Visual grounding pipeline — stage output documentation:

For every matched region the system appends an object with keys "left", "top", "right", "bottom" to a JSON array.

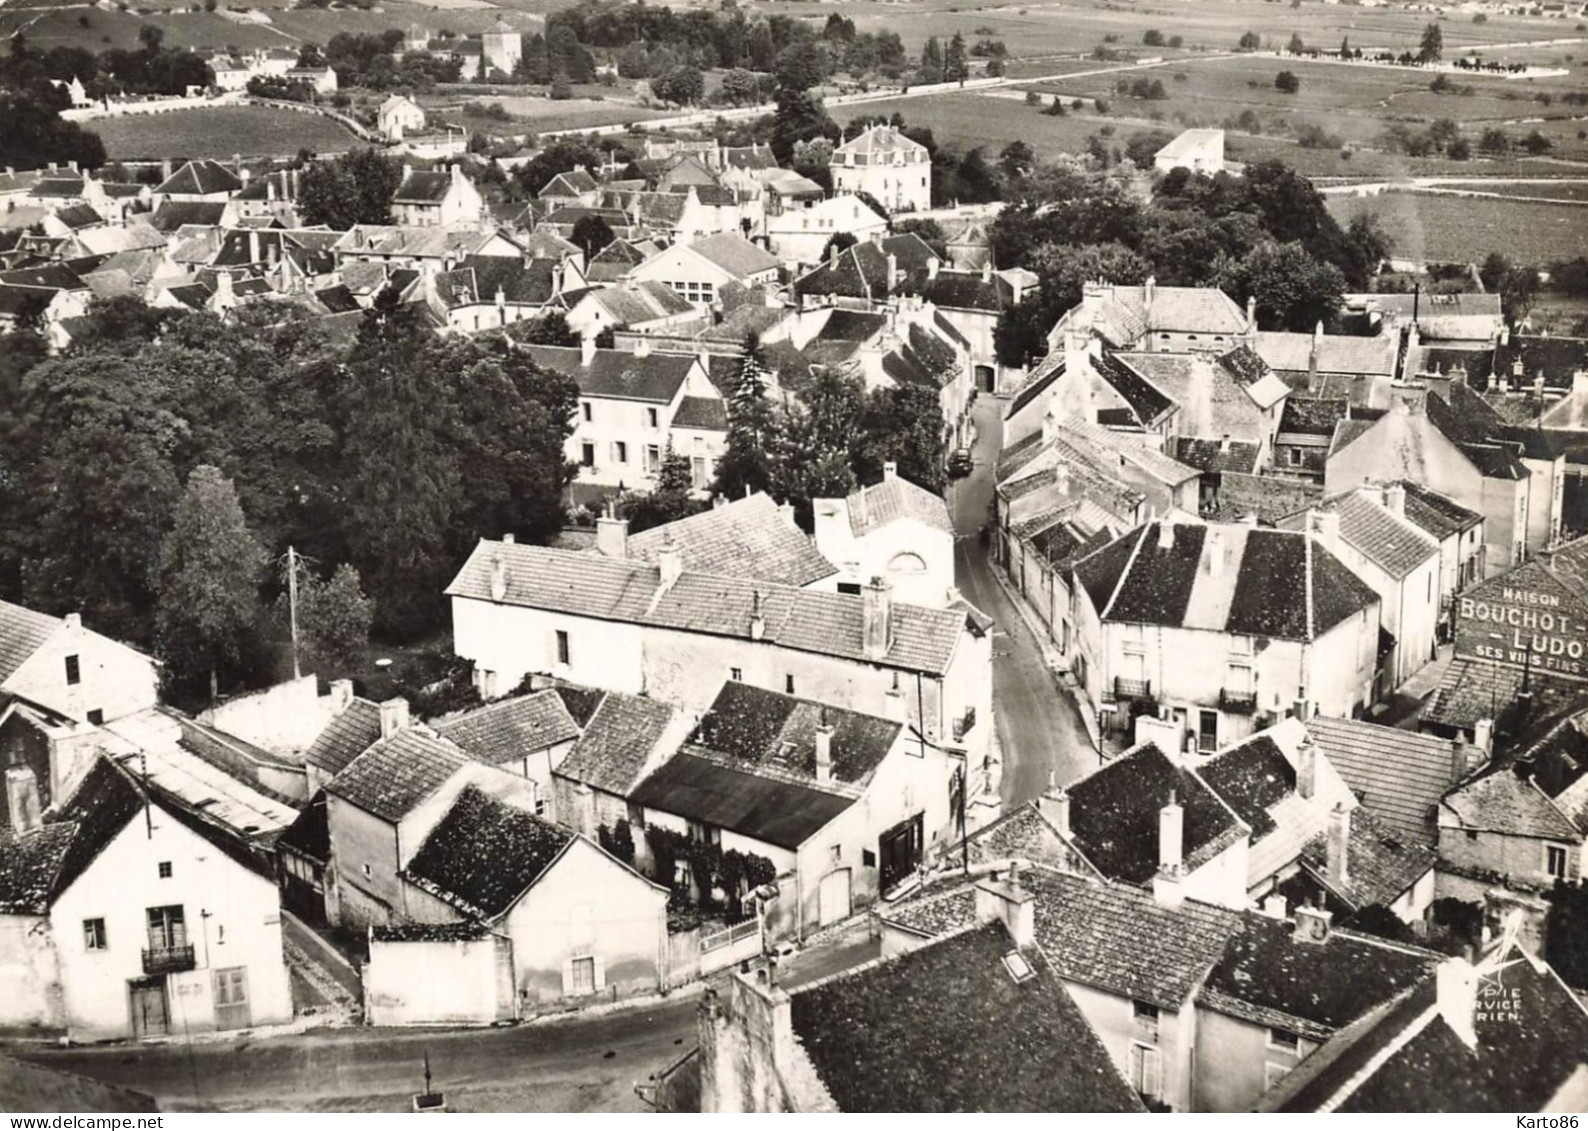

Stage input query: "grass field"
[
  {"left": 1432, "top": 181, "right": 1588, "bottom": 202},
  {"left": 1327, "top": 192, "right": 1586, "bottom": 266},
  {"left": 92, "top": 105, "right": 357, "bottom": 159}
]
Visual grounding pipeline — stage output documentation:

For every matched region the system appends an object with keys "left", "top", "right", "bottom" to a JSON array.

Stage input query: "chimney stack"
[
  {"left": 974, "top": 865, "right": 1035, "bottom": 948},
  {"left": 1262, "top": 892, "right": 1288, "bottom": 920},
  {"left": 927, "top": 255, "right": 939, "bottom": 280},
  {"left": 1294, "top": 902, "right": 1333, "bottom": 943},
  {"left": 1038, "top": 774, "right": 1071, "bottom": 837},
  {"left": 1144, "top": 274, "right": 1156, "bottom": 310},
  {"left": 1157, "top": 518, "right": 1175, "bottom": 551},
  {"left": 1384, "top": 483, "right": 1406, "bottom": 517},
  {"left": 4, "top": 767, "right": 42, "bottom": 835},
  {"left": 750, "top": 589, "right": 765, "bottom": 641},
  {"left": 883, "top": 460, "right": 897, "bottom": 481},
  {"left": 814, "top": 723, "right": 833, "bottom": 782},
  {"left": 1474, "top": 717, "right": 1494, "bottom": 755},
  {"left": 1327, "top": 803, "right": 1351, "bottom": 886},
  {"left": 595, "top": 515, "right": 629, "bottom": 559},
  {"left": 1159, "top": 791, "right": 1184, "bottom": 873},
  {"left": 658, "top": 537, "right": 683, "bottom": 591},
  {"left": 1311, "top": 509, "right": 1340, "bottom": 554},
  {"left": 64, "top": 613, "right": 81, "bottom": 631},
  {"left": 886, "top": 252, "right": 898, "bottom": 293},
  {"left": 634, "top": 336, "right": 652, "bottom": 358},
  {"left": 1435, "top": 956, "right": 1480, "bottom": 1050},
  {"left": 862, "top": 576, "right": 893, "bottom": 661},
  {"left": 1451, "top": 731, "right": 1471, "bottom": 782},
  {"left": 378, "top": 697, "right": 410, "bottom": 740},
  {"left": 1297, "top": 736, "right": 1317, "bottom": 800},
  {"left": 1207, "top": 528, "right": 1224, "bottom": 577},
  {"left": 329, "top": 679, "right": 354, "bottom": 714},
  {"left": 1246, "top": 294, "right": 1257, "bottom": 328}
]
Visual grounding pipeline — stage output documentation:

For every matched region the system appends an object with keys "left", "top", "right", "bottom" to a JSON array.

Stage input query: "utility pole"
[{"left": 287, "top": 545, "right": 302, "bottom": 680}]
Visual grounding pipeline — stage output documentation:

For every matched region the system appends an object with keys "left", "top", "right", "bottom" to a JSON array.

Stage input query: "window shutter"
[
  {"left": 592, "top": 954, "right": 606, "bottom": 992},
  {"left": 561, "top": 957, "right": 576, "bottom": 997},
  {"left": 1141, "top": 1047, "right": 1162, "bottom": 1098}
]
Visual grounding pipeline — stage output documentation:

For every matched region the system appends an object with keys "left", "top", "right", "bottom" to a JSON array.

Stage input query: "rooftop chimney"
[
  {"left": 862, "top": 575, "right": 893, "bottom": 661},
  {"left": 1327, "top": 803, "right": 1351, "bottom": 886},
  {"left": 1435, "top": 956, "right": 1480, "bottom": 1050},
  {"left": 595, "top": 515, "right": 629, "bottom": 559},
  {"left": 1474, "top": 717, "right": 1494, "bottom": 755},
  {"left": 882, "top": 460, "right": 897, "bottom": 481},
  {"left": 1144, "top": 275, "right": 1156, "bottom": 310},
  {"left": 1262, "top": 892, "right": 1288, "bottom": 920},
  {"left": 64, "top": 613, "right": 81, "bottom": 631},
  {"left": 814, "top": 723, "right": 833, "bottom": 782},
  {"left": 379, "top": 697, "right": 410, "bottom": 740},
  {"left": 329, "top": 679, "right": 354, "bottom": 714},
  {"left": 980, "top": 259, "right": 991, "bottom": 284},
  {"left": 581, "top": 335, "right": 598, "bottom": 366},
  {"left": 927, "top": 255, "right": 939, "bottom": 280},
  {"left": 1384, "top": 483, "right": 1406, "bottom": 517},
  {"left": 886, "top": 252, "right": 898, "bottom": 293},
  {"left": 1294, "top": 902, "right": 1333, "bottom": 944},
  {"left": 1451, "top": 731, "right": 1472, "bottom": 782},
  {"left": 1297, "top": 736, "right": 1317, "bottom": 800},
  {"left": 974, "top": 864, "right": 1035, "bottom": 948},
  {"left": 1038, "top": 774, "right": 1071, "bottom": 837},
  {"left": 1159, "top": 791, "right": 1184, "bottom": 873},
  {"left": 658, "top": 537, "right": 683, "bottom": 591},
  {"left": 4, "top": 766, "right": 42, "bottom": 835},
  {"left": 1055, "top": 462, "right": 1071, "bottom": 498},
  {"left": 1157, "top": 518, "right": 1175, "bottom": 551},
  {"left": 750, "top": 589, "right": 765, "bottom": 641},
  {"left": 634, "top": 335, "right": 652, "bottom": 358},
  {"left": 490, "top": 549, "right": 508, "bottom": 602},
  {"left": 1246, "top": 294, "right": 1257, "bottom": 328},
  {"left": 1207, "top": 527, "right": 1225, "bottom": 577}
]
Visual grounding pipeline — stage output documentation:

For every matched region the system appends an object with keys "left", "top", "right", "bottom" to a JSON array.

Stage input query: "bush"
[
  {"left": 1025, "top": 90, "right": 1042, "bottom": 105},
  {"left": 1143, "top": 29, "right": 1165, "bottom": 47},
  {"left": 1274, "top": 70, "right": 1300, "bottom": 93},
  {"left": 1168, "top": 35, "right": 1183, "bottom": 48},
  {"left": 1093, "top": 97, "right": 1109, "bottom": 113}
]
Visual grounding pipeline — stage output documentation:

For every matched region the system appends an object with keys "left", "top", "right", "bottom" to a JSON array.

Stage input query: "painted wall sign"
[{"left": 1456, "top": 585, "right": 1588, "bottom": 681}]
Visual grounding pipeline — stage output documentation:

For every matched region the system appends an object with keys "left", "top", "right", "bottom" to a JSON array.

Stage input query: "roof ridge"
[{"left": 1099, "top": 524, "right": 1151, "bottom": 622}]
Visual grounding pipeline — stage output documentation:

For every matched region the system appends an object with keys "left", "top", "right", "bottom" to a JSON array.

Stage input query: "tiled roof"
[
  {"left": 551, "top": 683, "right": 607, "bottom": 727},
  {"left": 922, "top": 270, "right": 1003, "bottom": 313},
  {"left": 52, "top": 203, "right": 101, "bottom": 230},
  {"left": 672, "top": 394, "right": 727, "bottom": 431},
  {"left": 1200, "top": 914, "right": 1437, "bottom": 1040},
  {"left": 434, "top": 690, "right": 580, "bottom": 765},
  {"left": 687, "top": 679, "right": 901, "bottom": 786},
  {"left": 446, "top": 540, "right": 965, "bottom": 676},
  {"left": 846, "top": 472, "right": 953, "bottom": 538},
  {"left": 1257, "top": 330, "right": 1398, "bottom": 378},
  {"left": 0, "top": 758, "right": 146, "bottom": 914},
  {"left": 149, "top": 201, "right": 226, "bottom": 232},
  {"left": 520, "top": 344, "right": 695, "bottom": 403},
  {"left": 1028, "top": 867, "right": 1244, "bottom": 1008},
  {"left": 1091, "top": 352, "right": 1176, "bottom": 427},
  {"left": 833, "top": 125, "right": 928, "bottom": 159},
  {"left": 371, "top": 921, "right": 492, "bottom": 943},
  {"left": 687, "top": 233, "right": 778, "bottom": 279},
  {"left": 1209, "top": 472, "right": 1322, "bottom": 525},
  {"left": 393, "top": 170, "right": 454, "bottom": 204},
  {"left": 540, "top": 169, "right": 598, "bottom": 197},
  {"left": 303, "top": 698, "right": 383, "bottom": 777},
  {"left": 401, "top": 786, "right": 573, "bottom": 919},
  {"left": 0, "top": 600, "right": 60, "bottom": 685},
  {"left": 1280, "top": 396, "right": 1349, "bottom": 436},
  {"left": 1174, "top": 437, "right": 1259, "bottom": 475},
  {"left": 554, "top": 690, "right": 674, "bottom": 796},
  {"left": 277, "top": 790, "right": 329, "bottom": 863},
  {"left": 1422, "top": 657, "right": 1588, "bottom": 736},
  {"left": 815, "top": 308, "right": 886, "bottom": 343},
  {"left": 1399, "top": 480, "right": 1482, "bottom": 540},
  {"left": 626, "top": 493, "right": 835, "bottom": 588},
  {"left": 1310, "top": 490, "right": 1438, "bottom": 580},
  {"left": 959, "top": 801, "right": 1102, "bottom": 877},
  {"left": 1267, "top": 941, "right": 1588, "bottom": 1113},
  {"left": 1305, "top": 716, "right": 1467, "bottom": 847},
  {"left": 1441, "top": 766, "right": 1581, "bottom": 840},
  {"left": 155, "top": 160, "right": 243, "bottom": 197},
  {"left": 326, "top": 728, "right": 468, "bottom": 823},
  {"left": 790, "top": 921, "right": 1145, "bottom": 1113},
  {"left": 630, "top": 750, "right": 853, "bottom": 849},
  {"left": 1299, "top": 807, "right": 1436, "bottom": 910},
  {"left": 1068, "top": 742, "right": 1247, "bottom": 885}
]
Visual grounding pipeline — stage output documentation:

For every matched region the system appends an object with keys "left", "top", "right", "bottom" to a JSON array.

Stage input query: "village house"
[
  {"left": 538, "top": 169, "right": 601, "bottom": 207},
  {"left": 0, "top": 601, "right": 160, "bottom": 726},
  {"left": 520, "top": 341, "right": 726, "bottom": 495},
  {"left": 482, "top": 19, "right": 522, "bottom": 77},
  {"left": 426, "top": 255, "right": 572, "bottom": 332},
  {"left": 433, "top": 686, "right": 585, "bottom": 813},
  {"left": 1256, "top": 322, "right": 1400, "bottom": 410},
  {"left": 364, "top": 783, "right": 668, "bottom": 1022},
  {"left": 331, "top": 225, "right": 522, "bottom": 273},
  {"left": 1154, "top": 129, "right": 1225, "bottom": 176},
  {"left": 829, "top": 125, "right": 931, "bottom": 214},
  {"left": 603, "top": 492, "right": 837, "bottom": 591},
  {"left": 632, "top": 679, "right": 959, "bottom": 940},
  {"left": 763, "top": 194, "right": 888, "bottom": 268},
  {"left": 922, "top": 261, "right": 1037, "bottom": 394},
  {"left": 0, "top": 757, "right": 293, "bottom": 1041},
  {"left": 1046, "top": 280, "right": 1253, "bottom": 357},
  {"left": 377, "top": 94, "right": 427, "bottom": 142},
  {"left": 444, "top": 538, "right": 995, "bottom": 778},
  {"left": 563, "top": 280, "right": 703, "bottom": 342},
  {"left": 390, "top": 164, "right": 486, "bottom": 230},
  {"left": 1071, "top": 518, "right": 1382, "bottom": 754},
  {"left": 812, "top": 463, "right": 955, "bottom": 607},
  {"left": 1261, "top": 936, "right": 1588, "bottom": 1113},
  {"left": 628, "top": 233, "right": 780, "bottom": 310},
  {"left": 1272, "top": 397, "right": 1349, "bottom": 483},
  {"left": 550, "top": 687, "right": 683, "bottom": 841},
  {"left": 1280, "top": 486, "right": 1442, "bottom": 694},
  {"left": 151, "top": 160, "right": 244, "bottom": 205}
]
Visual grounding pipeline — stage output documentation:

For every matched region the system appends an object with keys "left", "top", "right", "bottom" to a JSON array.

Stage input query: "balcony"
[
  {"left": 1113, "top": 677, "right": 1154, "bottom": 703},
  {"left": 1220, "top": 688, "right": 1259, "bottom": 715},
  {"left": 142, "top": 944, "right": 195, "bottom": 975}
]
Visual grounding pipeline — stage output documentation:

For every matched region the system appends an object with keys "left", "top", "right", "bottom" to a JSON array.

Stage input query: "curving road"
[{"left": 950, "top": 397, "right": 1102, "bottom": 809}]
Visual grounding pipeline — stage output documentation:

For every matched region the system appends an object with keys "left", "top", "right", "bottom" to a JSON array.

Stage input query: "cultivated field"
[
  {"left": 91, "top": 104, "right": 357, "bottom": 159},
  {"left": 1327, "top": 192, "right": 1586, "bottom": 266}
]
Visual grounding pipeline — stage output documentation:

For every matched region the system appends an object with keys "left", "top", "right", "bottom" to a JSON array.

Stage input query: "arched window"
[{"left": 888, "top": 552, "right": 928, "bottom": 575}]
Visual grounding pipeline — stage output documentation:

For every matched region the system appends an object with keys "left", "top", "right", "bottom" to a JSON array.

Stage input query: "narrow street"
[{"left": 951, "top": 398, "right": 1102, "bottom": 808}]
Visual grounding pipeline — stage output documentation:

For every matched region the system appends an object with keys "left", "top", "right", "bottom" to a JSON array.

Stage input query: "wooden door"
[
  {"left": 818, "top": 869, "right": 851, "bottom": 928},
  {"left": 129, "top": 979, "right": 169, "bottom": 1038},
  {"left": 879, "top": 813, "right": 924, "bottom": 892},
  {"left": 213, "top": 967, "right": 250, "bottom": 1031}
]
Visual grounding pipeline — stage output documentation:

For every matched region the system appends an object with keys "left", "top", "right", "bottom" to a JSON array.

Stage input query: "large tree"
[
  {"left": 944, "top": 32, "right": 968, "bottom": 83},
  {"left": 156, "top": 465, "right": 266, "bottom": 701},
  {"left": 713, "top": 333, "right": 780, "bottom": 500},
  {"left": 1214, "top": 240, "right": 1346, "bottom": 332},
  {"left": 298, "top": 148, "right": 403, "bottom": 230},
  {"left": 288, "top": 561, "right": 374, "bottom": 679},
  {"left": 853, "top": 382, "right": 946, "bottom": 492},
  {"left": 1417, "top": 21, "right": 1443, "bottom": 63},
  {"left": 919, "top": 36, "right": 944, "bottom": 84}
]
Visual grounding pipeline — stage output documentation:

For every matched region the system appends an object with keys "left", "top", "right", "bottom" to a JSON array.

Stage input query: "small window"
[
  {"left": 626, "top": 802, "right": 646, "bottom": 829},
  {"left": 86, "top": 709, "right": 103, "bottom": 725},
  {"left": 158, "top": 861, "right": 172, "bottom": 879},
  {"left": 837, "top": 582, "right": 862, "bottom": 596},
  {"left": 362, "top": 863, "right": 372, "bottom": 878},
  {"left": 1268, "top": 1027, "right": 1300, "bottom": 1053},
  {"left": 730, "top": 667, "right": 743, "bottom": 681},
  {"left": 65, "top": 654, "right": 81, "bottom": 686},
  {"left": 862, "top": 848, "right": 876, "bottom": 868},
  {"left": 1001, "top": 951, "right": 1035, "bottom": 983},
  {"left": 1288, "top": 447, "right": 1303, "bottom": 467},
  {"left": 785, "top": 674, "right": 795, "bottom": 694},
  {"left": 1133, "top": 1000, "right": 1160, "bottom": 1022},
  {"left": 83, "top": 918, "right": 106, "bottom": 951},
  {"left": 580, "top": 442, "right": 596, "bottom": 468},
  {"left": 556, "top": 630, "right": 570, "bottom": 667},
  {"left": 646, "top": 444, "right": 661, "bottom": 474},
  {"left": 581, "top": 402, "right": 592, "bottom": 422},
  {"left": 570, "top": 955, "right": 596, "bottom": 995},
  {"left": 1546, "top": 844, "right": 1569, "bottom": 879},
  {"left": 614, "top": 441, "right": 628, "bottom": 464},
  {"left": 1466, "top": 829, "right": 1479, "bottom": 842},
  {"left": 647, "top": 407, "right": 659, "bottom": 428}
]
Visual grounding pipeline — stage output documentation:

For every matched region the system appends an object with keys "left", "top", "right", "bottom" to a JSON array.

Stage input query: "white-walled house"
[
  {"left": 390, "top": 165, "right": 486, "bottom": 230},
  {"left": 627, "top": 233, "right": 780, "bottom": 310},
  {"left": 764, "top": 194, "right": 887, "bottom": 267},
  {"left": 1071, "top": 519, "right": 1382, "bottom": 754},
  {"left": 445, "top": 539, "right": 995, "bottom": 778},
  {"left": 377, "top": 94, "right": 427, "bottom": 141},
  {"left": 830, "top": 125, "right": 931, "bottom": 214},
  {"left": 0, "top": 601, "right": 160, "bottom": 726},
  {"left": 0, "top": 757, "right": 292, "bottom": 1041},
  {"left": 630, "top": 680, "right": 957, "bottom": 941},
  {"left": 812, "top": 463, "right": 956, "bottom": 607}
]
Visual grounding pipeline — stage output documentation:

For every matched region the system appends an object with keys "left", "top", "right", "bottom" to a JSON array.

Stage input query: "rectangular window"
[
  {"left": 146, "top": 905, "right": 186, "bottom": 950},
  {"left": 1133, "top": 1000, "right": 1160, "bottom": 1022},
  {"left": 626, "top": 802, "right": 646, "bottom": 829},
  {"left": 581, "top": 402, "right": 592, "bottom": 422},
  {"left": 580, "top": 442, "right": 595, "bottom": 468},
  {"left": 1546, "top": 844, "right": 1569, "bottom": 879},
  {"left": 1288, "top": 447, "right": 1303, "bottom": 467},
  {"left": 614, "top": 441, "right": 628, "bottom": 464},
  {"left": 785, "top": 674, "right": 795, "bottom": 694},
  {"left": 730, "top": 667, "right": 743, "bottom": 681},
  {"left": 1130, "top": 1044, "right": 1162, "bottom": 1099},
  {"left": 1268, "top": 1027, "right": 1300, "bottom": 1053},
  {"left": 213, "top": 967, "right": 250, "bottom": 1030},
  {"left": 647, "top": 407, "right": 659, "bottom": 429},
  {"left": 556, "top": 630, "right": 570, "bottom": 667},
  {"left": 83, "top": 918, "right": 106, "bottom": 951},
  {"left": 838, "top": 582, "right": 862, "bottom": 596},
  {"left": 86, "top": 709, "right": 103, "bottom": 725},
  {"left": 646, "top": 444, "right": 662, "bottom": 474},
  {"left": 158, "top": 861, "right": 172, "bottom": 879},
  {"left": 65, "top": 655, "right": 81, "bottom": 685},
  {"left": 570, "top": 956, "right": 596, "bottom": 995},
  {"left": 691, "top": 457, "right": 707, "bottom": 489}
]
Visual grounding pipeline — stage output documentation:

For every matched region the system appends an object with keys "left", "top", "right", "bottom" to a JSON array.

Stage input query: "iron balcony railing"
[
  {"left": 142, "top": 944, "right": 195, "bottom": 975},
  {"left": 1220, "top": 688, "right": 1259, "bottom": 714},
  {"left": 1114, "top": 677, "right": 1154, "bottom": 702}
]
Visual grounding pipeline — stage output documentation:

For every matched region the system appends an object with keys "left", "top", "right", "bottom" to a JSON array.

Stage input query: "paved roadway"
[{"left": 951, "top": 398, "right": 1102, "bottom": 808}]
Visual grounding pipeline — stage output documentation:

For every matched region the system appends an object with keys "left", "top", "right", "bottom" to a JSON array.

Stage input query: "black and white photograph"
[{"left": 0, "top": 0, "right": 1585, "bottom": 1112}]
